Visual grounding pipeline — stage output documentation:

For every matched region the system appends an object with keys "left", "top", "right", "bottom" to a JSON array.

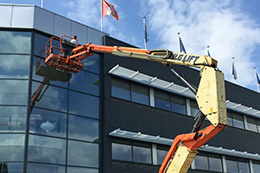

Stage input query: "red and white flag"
[{"left": 102, "top": 0, "right": 119, "bottom": 20}]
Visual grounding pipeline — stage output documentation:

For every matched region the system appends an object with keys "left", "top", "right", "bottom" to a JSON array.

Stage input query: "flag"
[
  {"left": 178, "top": 33, "right": 186, "bottom": 53},
  {"left": 256, "top": 70, "right": 260, "bottom": 85},
  {"left": 207, "top": 46, "right": 211, "bottom": 57},
  {"left": 102, "top": 0, "right": 119, "bottom": 20},
  {"left": 232, "top": 57, "right": 237, "bottom": 80}
]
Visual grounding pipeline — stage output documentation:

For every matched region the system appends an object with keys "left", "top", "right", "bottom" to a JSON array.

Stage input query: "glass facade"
[{"left": 0, "top": 30, "right": 100, "bottom": 172}]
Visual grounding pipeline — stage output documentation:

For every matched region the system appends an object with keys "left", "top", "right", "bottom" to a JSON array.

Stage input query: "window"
[
  {"left": 69, "top": 91, "right": 99, "bottom": 119},
  {"left": 32, "top": 57, "right": 69, "bottom": 88},
  {"left": 232, "top": 112, "right": 244, "bottom": 129},
  {"left": 0, "top": 55, "right": 30, "bottom": 79},
  {"left": 111, "top": 79, "right": 130, "bottom": 100},
  {"left": 157, "top": 149, "right": 168, "bottom": 165},
  {"left": 0, "top": 106, "right": 26, "bottom": 132},
  {"left": 227, "top": 111, "right": 233, "bottom": 126},
  {"left": 31, "top": 82, "right": 68, "bottom": 112},
  {"left": 83, "top": 54, "right": 99, "bottom": 74},
  {"left": 67, "top": 167, "right": 99, "bottom": 173},
  {"left": 131, "top": 83, "right": 149, "bottom": 105},
  {"left": 70, "top": 71, "right": 99, "bottom": 96},
  {"left": 258, "top": 120, "right": 260, "bottom": 133},
  {"left": 28, "top": 135, "right": 66, "bottom": 164},
  {"left": 112, "top": 143, "right": 132, "bottom": 162},
  {"left": 0, "top": 31, "right": 31, "bottom": 53},
  {"left": 30, "top": 108, "right": 67, "bottom": 138},
  {"left": 154, "top": 90, "right": 170, "bottom": 111},
  {"left": 0, "top": 134, "right": 24, "bottom": 161},
  {"left": 208, "top": 155, "right": 222, "bottom": 172},
  {"left": 68, "top": 140, "right": 99, "bottom": 167},
  {"left": 0, "top": 80, "right": 28, "bottom": 105},
  {"left": 194, "top": 155, "right": 209, "bottom": 170},
  {"left": 27, "top": 163, "right": 65, "bottom": 173},
  {"left": 0, "top": 163, "right": 23, "bottom": 173},
  {"left": 190, "top": 100, "right": 199, "bottom": 117},
  {"left": 226, "top": 157, "right": 250, "bottom": 173},
  {"left": 69, "top": 115, "right": 99, "bottom": 142},
  {"left": 253, "top": 161, "right": 260, "bottom": 172},
  {"left": 133, "top": 146, "right": 152, "bottom": 164},
  {"left": 171, "top": 95, "right": 186, "bottom": 114},
  {"left": 247, "top": 116, "right": 258, "bottom": 132}
]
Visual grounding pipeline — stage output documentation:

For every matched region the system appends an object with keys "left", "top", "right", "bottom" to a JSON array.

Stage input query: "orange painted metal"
[{"left": 159, "top": 124, "right": 226, "bottom": 173}]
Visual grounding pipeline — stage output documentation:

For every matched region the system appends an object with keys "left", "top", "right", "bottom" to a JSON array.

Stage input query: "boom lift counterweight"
[{"left": 44, "top": 35, "right": 227, "bottom": 173}]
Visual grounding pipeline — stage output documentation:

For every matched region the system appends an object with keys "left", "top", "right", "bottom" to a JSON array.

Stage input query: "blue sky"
[{"left": 1, "top": 0, "right": 260, "bottom": 92}]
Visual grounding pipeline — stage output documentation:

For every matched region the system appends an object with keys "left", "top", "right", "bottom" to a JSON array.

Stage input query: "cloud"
[{"left": 141, "top": 0, "right": 260, "bottom": 88}]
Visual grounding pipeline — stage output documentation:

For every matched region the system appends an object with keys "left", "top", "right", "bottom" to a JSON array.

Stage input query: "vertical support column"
[
  {"left": 186, "top": 98, "right": 191, "bottom": 116},
  {"left": 244, "top": 115, "right": 248, "bottom": 130},
  {"left": 249, "top": 160, "right": 254, "bottom": 173},
  {"left": 150, "top": 88, "right": 155, "bottom": 107},
  {"left": 222, "top": 155, "right": 227, "bottom": 173},
  {"left": 152, "top": 144, "right": 157, "bottom": 165}
]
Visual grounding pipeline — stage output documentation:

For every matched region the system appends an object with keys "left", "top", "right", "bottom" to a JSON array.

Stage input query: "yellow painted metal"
[
  {"left": 112, "top": 49, "right": 218, "bottom": 68},
  {"left": 196, "top": 67, "right": 227, "bottom": 126},
  {"left": 164, "top": 143, "right": 197, "bottom": 173}
]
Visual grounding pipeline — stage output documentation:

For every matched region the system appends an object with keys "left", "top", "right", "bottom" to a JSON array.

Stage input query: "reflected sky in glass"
[
  {"left": 0, "top": 106, "right": 26, "bottom": 132},
  {"left": 0, "top": 31, "right": 31, "bottom": 53},
  {"left": 0, "top": 134, "right": 24, "bottom": 161},
  {"left": 0, "top": 80, "right": 28, "bottom": 105},
  {"left": 69, "top": 115, "right": 99, "bottom": 142},
  {"left": 30, "top": 108, "right": 67, "bottom": 138},
  {"left": 68, "top": 140, "right": 98, "bottom": 167},
  {"left": 28, "top": 135, "right": 66, "bottom": 164},
  {"left": 0, "top": 55, "right": 30, "bottom": 79}
]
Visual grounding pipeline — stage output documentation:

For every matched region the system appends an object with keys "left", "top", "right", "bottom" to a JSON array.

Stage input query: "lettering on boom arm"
[{"left": 170, "top": 53, "right": 200, "bottom": 64}]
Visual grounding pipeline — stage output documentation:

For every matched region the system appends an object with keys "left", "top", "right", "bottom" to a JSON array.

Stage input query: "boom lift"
[{"left": 44, "top": 35, "right": 227, "bottom": 173}]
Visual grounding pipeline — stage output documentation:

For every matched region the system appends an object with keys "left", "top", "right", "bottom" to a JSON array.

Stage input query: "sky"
[{"left": 1, "top": 0, "right": 260, "bottom": 92}]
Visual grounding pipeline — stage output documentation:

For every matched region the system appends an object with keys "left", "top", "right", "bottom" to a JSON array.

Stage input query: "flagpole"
[
  {"left": 101, "top": 0, "right": 103, "bottom": 31},
  {"left": 143, "top": 16, "right": 147, "bottom": 49},
  {"left": 255, "top": 67, "right": 260, "bottom": 93},
  {"left": 41, "top": 0, "right": 43, "bottom": 8},
  {"left": 232, "top": 57, "right": 238, "bottom": 83}
]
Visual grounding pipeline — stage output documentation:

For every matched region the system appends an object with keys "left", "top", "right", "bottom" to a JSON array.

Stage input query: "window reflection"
[
  {"left": 190, "top": 100, "right": 199, "bottom": 117},
  {"left": 133, "top": 146, "right": 152, "bottom": 164},
  {"left": 28, "top": 135, "right": 66, "bottom": 164},
  {"left": 0, "top": 55, "right": 30, "bottom": 78},
  {"left": 0, "top": 134, "right": 24, "bottom": 161},
  {"left": 70, "top": 71, "right": 99, "bottom": 95},
  {"left": 83, "top": 54, "right": 99, "bottom": 74},
  {"left": 233, "top": 112, "right": 244, "bottom": 129},
  {"left": 226, "top": 159, "right": 239, "bottom": 173},
  {"left": 253, "top": 161, "right": 260, "bottom": 172},
  {"left": 208, "top": 156, "right": 222, "bottom": 172},
  {"left": 32, "top": 57, "right": 70, "bottom": 88},
  {"left": 111, "top": 79, "right": 130, "bottom": 100},
  {"left": 157, "top": 149, "right": 168, "bottom": 165},
  {"left": 30, "top": 108, "right": 67, "bottom": 138},
  {"left": 0, "top": 80, "right": 28, "bottom": 105},
  {"left": 34, "top": 33, "right": 59, "bottom": 57},
  {"left": 31, "top": 82, "right": 68, "bottom": 112},
  {"left": 0, "top": 106, "right": 26, "bottom": 132},
  {"left": 0, "top": 31, "right": 31, "bottom": 53},
  {"left": 247, "top": 116, "right": 258, "bottom": 132},
  {"left": 171, "top": 95, "right": 186, "bottom": 114},
  {"left": 69, "top": 115, "right": 99, "bottom": 142},
  {"left": 27, "top": 163, "right": 65, "bottom": 173},
  {"left": 227, "top": 111, "right": 233, "bottom": 126},
  {"left": 69, "top": 91, "right": 99, "bottom": 118},
  {"left": 131, "top": 83, "right": 149, "bottom": 105},
  {"left": 112, "top": 143, "right": 132, "bottom": 162},
  {"left": 154, "top": 90, "right": 170, "bottom": 111},
  {"left": 68, "top": 140, "right": 99, "bottom": 167},
  {"left": 238, "top": 161, "right": 250, "bottom": 173},
  {"left": 0, "top": 162, "right": 23, "bottom": 173},
  {"left": 67, "top": 167, "right": 99, "bottom": 173},
  {"left": 194, "top": 155, "right": 209, "bottom": 170}
]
